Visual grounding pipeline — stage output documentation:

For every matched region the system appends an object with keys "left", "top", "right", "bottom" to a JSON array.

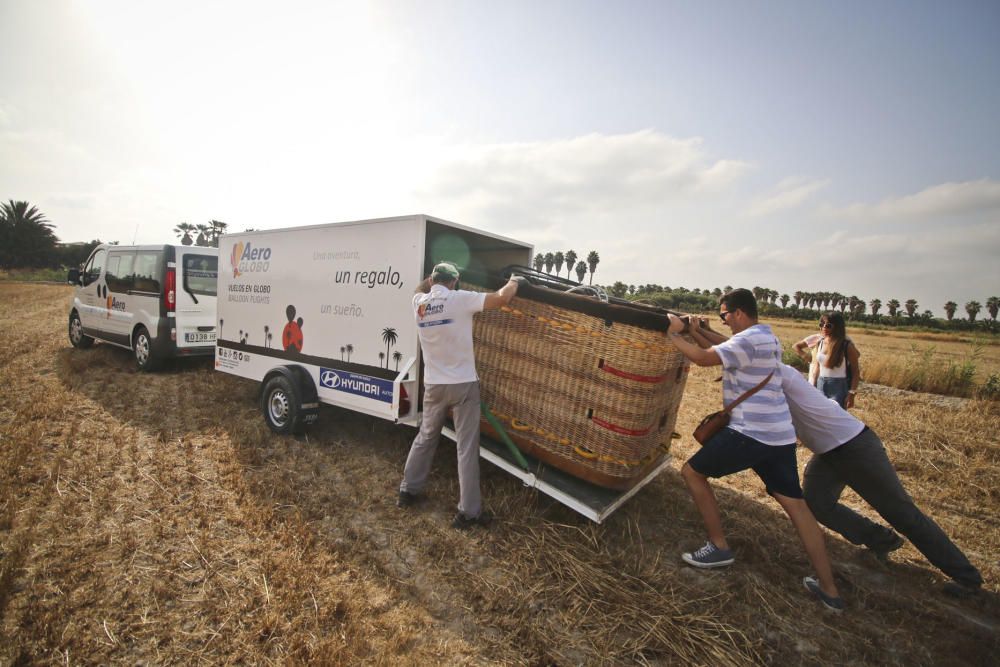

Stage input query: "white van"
[{"left": 67, "top": 244, "right": 219, "bottom": 371}]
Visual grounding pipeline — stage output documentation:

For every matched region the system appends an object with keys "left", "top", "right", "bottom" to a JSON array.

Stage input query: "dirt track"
[{"left": 1, "top": 283, "right": 998, "bottom": 665}]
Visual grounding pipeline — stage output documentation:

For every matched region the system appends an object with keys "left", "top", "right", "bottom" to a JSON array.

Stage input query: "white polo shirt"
[
  {"left": 779, "top": 364, "right": 865, "bottom": 454},
  {"left": 413, "top": 284, "right": 486, "bottom": 385}
]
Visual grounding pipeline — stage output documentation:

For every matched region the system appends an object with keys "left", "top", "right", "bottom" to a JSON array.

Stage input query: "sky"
[{"left": 2, "top": 0, "right": 998, "bottom": 315}]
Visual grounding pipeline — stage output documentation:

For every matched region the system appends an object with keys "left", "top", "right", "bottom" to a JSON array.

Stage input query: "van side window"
[
  {"left": 183, "top": 255, "right": 218, "bottom": 296},
  {"left": 82, "top": 249, "right": 107, "bottom": 286},
  {"left": 133, "top": 252, "right": 162, "bottom": 293},
  {"left": 106, "top": 252, "right": 135, "bottom": 293}
]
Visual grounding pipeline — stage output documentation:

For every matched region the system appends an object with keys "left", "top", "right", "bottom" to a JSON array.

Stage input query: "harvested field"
[{"left": 1, "top": 282, "right": 998, "bottom": 665}]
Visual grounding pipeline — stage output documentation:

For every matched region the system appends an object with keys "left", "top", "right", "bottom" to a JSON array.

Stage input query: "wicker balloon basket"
[{"left": 469, "top": 274, "right": 690, "bottom": 490}]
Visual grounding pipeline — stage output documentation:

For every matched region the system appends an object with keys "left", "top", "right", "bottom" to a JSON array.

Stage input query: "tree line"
[
  {"left": 172, "top": 221, "right": 229, "bottom": 247},
  {"left": 0, "top": 200, "right": 234, "bottom": 272},
  {"left": 0, "top": 200, "right": 102, "bottom": 270},
  {"left": 531, "top": 250, "right": 601, "bottom": 285},
  {"left": 601, "top": 282, "right": 999, "bottom": 332},
  {"left": 3, "top": 199, "right": 995, "bottom": 332}
]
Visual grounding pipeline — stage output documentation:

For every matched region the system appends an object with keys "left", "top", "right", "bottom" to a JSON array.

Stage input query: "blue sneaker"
[
  {"left": 803, "top": 576, "right": 846, "bottom": 613},
  {"left": 681, "top": 541, "right": 735, "bottom": 569}
]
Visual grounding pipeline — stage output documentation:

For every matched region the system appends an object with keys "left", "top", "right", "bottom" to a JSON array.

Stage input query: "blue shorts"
[
  {"left": 817, "top": 376, "right": 849, "bottom": 408},
  {"left": 688, "top": 427, "right": 803, "bottom": 498}
]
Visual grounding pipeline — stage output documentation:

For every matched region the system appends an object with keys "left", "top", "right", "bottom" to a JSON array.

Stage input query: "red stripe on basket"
[
  {"left": 591, "top": 416, "right": 653, "bottom": 437},
  {"left": 600, "top": 363, "right": 668, "bottom": 383}
]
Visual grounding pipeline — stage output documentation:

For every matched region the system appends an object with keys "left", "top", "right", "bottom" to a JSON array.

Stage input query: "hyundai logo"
[{"left": 320, "top": 370, "right": 340, "bottom": 388}]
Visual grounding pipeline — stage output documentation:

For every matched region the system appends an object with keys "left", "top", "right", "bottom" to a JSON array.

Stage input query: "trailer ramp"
[{"left": 442, "top": 426, "right": 671, "bottom": 523}]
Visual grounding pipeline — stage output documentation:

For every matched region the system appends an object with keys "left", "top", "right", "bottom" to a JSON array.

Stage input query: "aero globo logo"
[
  {"left": 230, "top": 241, "right": 272, "bottom": 278},
  {"left": 106, "top": 295, "right": 127, "bottom": 317}
]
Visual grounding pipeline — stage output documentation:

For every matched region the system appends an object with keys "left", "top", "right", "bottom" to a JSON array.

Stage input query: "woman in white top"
[{"left": 793, "top": 311, "right": 861, "bottom": 409}]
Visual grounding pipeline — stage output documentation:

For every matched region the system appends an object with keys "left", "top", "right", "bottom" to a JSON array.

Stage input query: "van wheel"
[
  {"left": 262, "top": 375, "right": 306, "bottom": 435},
  {"left": 69, "top": 311, "right": 94, "bottom": 349},
  {"left": 133, "top": 326, "right": 160, "bottom": 372}
]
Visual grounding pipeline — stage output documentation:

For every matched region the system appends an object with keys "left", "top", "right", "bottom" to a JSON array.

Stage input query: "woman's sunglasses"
[{"left": 819, "top": 322, "right": 832, "bottom": 329}]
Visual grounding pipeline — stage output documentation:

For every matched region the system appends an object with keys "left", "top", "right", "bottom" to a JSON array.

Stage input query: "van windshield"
[{"left": 183, "top": 255, "right": 218, "bottom": 296}]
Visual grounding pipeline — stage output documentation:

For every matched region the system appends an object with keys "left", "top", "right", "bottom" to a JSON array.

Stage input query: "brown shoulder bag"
[{"left": 693, "top": 372, "right": 775, "bottom": 445}]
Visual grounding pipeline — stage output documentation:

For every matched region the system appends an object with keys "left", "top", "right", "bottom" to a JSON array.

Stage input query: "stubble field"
[{"left": 1, "top": 282, "right": 998, "bottom": 665}]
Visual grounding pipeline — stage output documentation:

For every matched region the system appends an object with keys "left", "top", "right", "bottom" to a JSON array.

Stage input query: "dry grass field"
[{"left": 1, "top": 282, "right": 998, "bottom": 665}]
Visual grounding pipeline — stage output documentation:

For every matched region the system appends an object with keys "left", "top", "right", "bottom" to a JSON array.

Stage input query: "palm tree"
[
  {"left": 533, "top": 253, "right": 544, "bottom": 272},
  {"left": 195, "top": 223, "right": 211, "bottom": 246},
  {"left": 987, "top": 296, "right": 999, "bottom": 322},
  {"left": 208, "top": 220, "right": 228, "bottom": 247},
  {"left": 544, "top": 252, "right": 555, "bottom": 274},
  {"left": 887, "top": 299, "right": 900, "bottom": 318},
  {"left": 346, "top": 344, "right": 353, "bottom": 362},
  {"left": 381, "top": 327, "right": 398, "bottom": 364},
  {"left": 780, "top": 294, "right": 789, "bottom": 308},
  {"left": 0, "top": 200, "right": 58, "bottom": 269},
  {"left": 965, "top": 301, "right": 982, "bottom": 323},
  {"left": 564, "top": 250, "right": 577, "bottom": 279},
  {"left": 586, "top": 251, "right": 600, "bottom": 285},
  {"left": 554, "top": 251, "right": 564, "bottom": 276},
  {"left": 869, "top": 298, "right": 882, "bottom": 318},
  {"left": 793, "top": 291, "right": 803, "bottom": 308},
  {"left": 905, "top": 299, "right": 918, "bottom": 318},
  {"left": 173, "top": 222, "right": 196, "bottom": 246},
  {"left": 574, "top": 260, "right": 587, "bottom": 283},
  {"left": 340, "top": 345, "right": 346, "bottom": 361},
  {"left": 392, "top": 351, "right": 403, "bottom": 371},
  {"left": 943, "top": 301, "right": 957, "bottom": 321},
  {"left": 378, "top": 351, "right": 385, "bottom": 367}
]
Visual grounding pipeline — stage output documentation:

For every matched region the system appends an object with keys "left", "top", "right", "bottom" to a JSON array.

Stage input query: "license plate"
[{"left": 185, "top": 332, "right": 216, "bottom": 343}]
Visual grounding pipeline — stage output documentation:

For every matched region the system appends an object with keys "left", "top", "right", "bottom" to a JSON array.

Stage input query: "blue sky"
[{"left": 2, "top": 0, "right": 998, "bottom": 314}]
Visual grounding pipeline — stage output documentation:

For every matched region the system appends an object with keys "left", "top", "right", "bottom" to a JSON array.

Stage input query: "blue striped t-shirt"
[{"left": 712, "top": 324, "right": 796, "bottom": 446}]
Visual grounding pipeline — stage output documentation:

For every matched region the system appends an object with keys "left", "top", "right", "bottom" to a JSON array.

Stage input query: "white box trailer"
[{"left": 215, "top": 214, "right": 671, "bottom": 522}]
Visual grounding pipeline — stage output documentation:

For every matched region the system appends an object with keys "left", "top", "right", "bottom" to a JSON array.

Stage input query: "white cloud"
[
  {"left": 411, "top": 129, "right": 749, "bottom": 246},
  {"left": 833, "top": 179, "right": 1000, "bottom": 221},
  {"left": 747, "top": 176, "right": 829, "bottom": 217}
]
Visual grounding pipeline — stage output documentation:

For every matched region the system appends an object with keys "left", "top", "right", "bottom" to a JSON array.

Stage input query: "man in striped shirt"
[{"left": 667, "top": 288, "right": 843, "bottom": 611}]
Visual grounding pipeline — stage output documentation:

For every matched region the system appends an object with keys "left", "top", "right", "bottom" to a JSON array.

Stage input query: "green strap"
[{"left": 481, "top": 402, "right": 531, "bottom": 471}]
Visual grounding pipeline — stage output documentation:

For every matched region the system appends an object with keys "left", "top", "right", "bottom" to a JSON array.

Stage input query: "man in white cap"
[{"left": 398, "top": 262, "right": 520, "bottom": 529}]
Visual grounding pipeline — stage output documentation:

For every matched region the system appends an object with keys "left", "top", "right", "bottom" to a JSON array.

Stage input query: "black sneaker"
[
  {"left": 803, "top": 576, "right": 846, "bottom": 613},
  {"left": 868, "top": 533, "right": 905, "bottom": 562},
  {"left": 452, "top": 510, "right": 493, "bottom": 530},
  {"left": 397, "top": 491, "right": 421, "bottom": 508},
  {"left": 942, "top": 580, "right": 981, "bottom": 599},
  {"left": 681, "top": 541, "right": 735, "bottom": 569}
]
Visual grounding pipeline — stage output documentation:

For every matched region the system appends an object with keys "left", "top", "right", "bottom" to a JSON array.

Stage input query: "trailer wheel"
[
  {"left": 133, "top": 326, "right": 161, "bottom": 372},
  {"left": 262, "top": 374, "right": 307, "bottom": 435},
  {"left": 69, "top": 310, "right": 94, "bottom": 349}
]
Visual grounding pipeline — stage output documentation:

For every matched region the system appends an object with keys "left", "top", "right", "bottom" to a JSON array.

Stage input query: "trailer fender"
[{"left": 260, "top": 365, "right": 320, "bottom": 435}]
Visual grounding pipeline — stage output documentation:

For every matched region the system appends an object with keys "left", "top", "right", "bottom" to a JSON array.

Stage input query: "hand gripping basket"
[{"left": 468, "top": 269, "right": 690, "bottom": 490}]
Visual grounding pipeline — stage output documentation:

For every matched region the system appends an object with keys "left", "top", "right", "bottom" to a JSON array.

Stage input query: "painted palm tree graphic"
[
  {"left": 263, "top": 325, "right": 270, "bottom": 348},
  {"left": 345, "top": 344, "right": 353, "bottom": 362},
  {"left": 340, "top": 346, "right": 346, "bottom": 361},
  {"left": 381, "top": 327, "right": 398, "bottom": 368},
  {"left": 392, "top": 351, "right": 402, "bottom": 371}
]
